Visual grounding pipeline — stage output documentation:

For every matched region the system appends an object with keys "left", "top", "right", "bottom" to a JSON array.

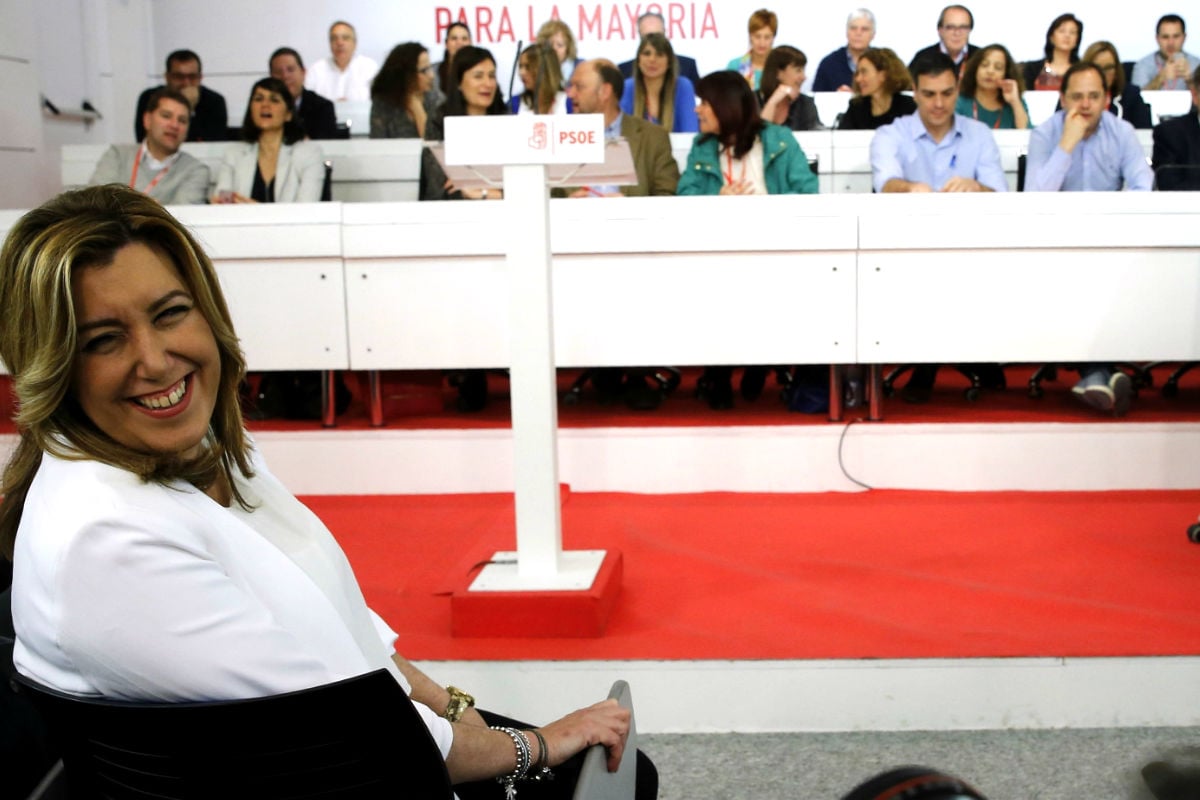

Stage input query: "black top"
[
  {"left": 135, "top": 84, "right": 229, "bottom": 142},
  {"left": 754, "top": 89, "right": 825, "bottom": 131},
  {"left": 296, "top": 88, "right": 340, "bottom": 139},
  {"left": 837, "top": 93, "right": 918, "bottom": 130},
  {"left": 251, "top": 164, "right": 275, "bottom": 203}
]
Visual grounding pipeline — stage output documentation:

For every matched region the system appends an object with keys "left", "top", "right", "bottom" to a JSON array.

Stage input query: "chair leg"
[
  {"left": 828, "top": 364, "right": 844, "bottom": 422},
  {"left": 867, "top": 364, "right": 884, "bottom": 421},
  {"left": 1028, "top": 364, "right": 1058, "bottom": 399},
  {"left": 1164, "top": 362, "right": 1198, "bottom": 398},
  {"left": 881, "top": 365, "right": 911, "bottom": 398}
]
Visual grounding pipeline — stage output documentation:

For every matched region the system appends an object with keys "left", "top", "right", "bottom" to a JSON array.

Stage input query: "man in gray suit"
[{"left": 91, "top": 88, "right": 211, "bottom": 205}]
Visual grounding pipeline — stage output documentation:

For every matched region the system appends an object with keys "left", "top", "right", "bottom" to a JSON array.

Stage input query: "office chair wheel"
[
  {"left": 563, "top": 388, "right": 583, "bottom": 405},
  {"left": 1188, "top": 522, "right": 1200, "bottom": 543},
  {"left": 1028, "top": 382, "right": 1044, "bottom": 399},
  {"left": 652, "top": 368, "right": 682, "bottom": 394},
  {"left": 1163, "top": 378, "right": 1180, "bottom": 398},
  {"left": 964, "top": 386, "right": 981, "bottom": 402}
]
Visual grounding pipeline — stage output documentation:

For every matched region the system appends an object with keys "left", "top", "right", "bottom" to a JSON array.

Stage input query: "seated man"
[
  {"left": 305, "top": 20, "right": 379, "bottom": 102},
  {"left": 814, "top": 8, "right": 876, "bottom": 92},
  {"left": 1026, "top": 61, "right": 1154, "bottom": 415},
  {"left": 270, "top": 47, "right": 340, "bottom": 139},
  {"left": 618, "top": 12, "right": 701, "bottom": 86},
  {"left": 134, "top": 49, "right": 228, "bottom": 142},
  {"left": 1151, "top": 65, "right": 1200, "bottom": 190},
  {"left": 93, "top": 88, "right": 210, "bottom": 205},
  {"left": 871, "top": 51, "right": 1006, "bottom": 402},
  {"left": 908, "top": 5, "right": 978, "bottom": 77},
  {"left": 560, "top": 58, "right": 681, "bottom": 409},
  {"left": 1131, "top": 14, "right": 1200, "bottom": 91}
]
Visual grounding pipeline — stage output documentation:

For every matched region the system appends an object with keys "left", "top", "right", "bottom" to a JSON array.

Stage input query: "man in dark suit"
[
  {"left": 1151, "top": 65, "right": 1200, "bottom": 190},
  {"left": 909, "top": 5, "right": 978, "bottom": 77},
  {"left": 134, "top": 49, "right": 228, "bottom": 142},
  {"left": 618, "top": 12, "right": 701, "bottom": 87},
  {"left": 270, "top": 47, "right": 340, "bottom": 140}
]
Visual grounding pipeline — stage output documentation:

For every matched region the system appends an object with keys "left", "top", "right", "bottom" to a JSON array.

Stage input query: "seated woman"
[
  {"left": 620, "top": 33, "right": 698, "bottom": 133},
  {"left": 837, "top": 47, "right": 915, "bottom": 130},
  {"left": 677, "top": 70, "right": 818, "bottom": 409},
  {"left": 429, "top": 21, "right": 471, "bottom": 104},
  {"left": 537, "top": 18, "right": 581, "bottom": 82},
  {"left": 1022, "top": 13, "right": 1081, "bottom": 92},
  {"left": 726, "top": 8, "right": 777, "bottom": 90},
  {"left": 0, "top": 184, "right": 657, "bottom": 800},
  {"left": 421, "top": 46, "right": 509, "bottom": 411},
  {"left": 212, "top": 77, "right": 323, "bottom": 203},
  {"left": 509, "top": 43, "right": 569, "bottom": 115},
  {"left": 1083, "top": 40, "right": 1153, "bottom": 129},
  {"left": 955, "top": 44, "right": 1031, "bottom": 129},
  {"left": 370, "top": 42, "right": 438, "bottom": 139},
  {"left": 757, "top": 45, "right": 825, "bottom": 131}
]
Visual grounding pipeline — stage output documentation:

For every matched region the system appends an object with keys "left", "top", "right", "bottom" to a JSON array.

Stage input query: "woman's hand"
[
  {"left": 719, "top": 179, "right": 755, "bottom": 196},
  {"left": 538, "top": 699, "right": 631, "bottom": 772},
  {"left": 210, "top": 191, "right": 255, "bottom": 204},
  {"left": 761, "top": 84, "right": 793, "bottom": 123},
  {"left": 999, "top": 79, "right": 1020, "bottom": 107}
]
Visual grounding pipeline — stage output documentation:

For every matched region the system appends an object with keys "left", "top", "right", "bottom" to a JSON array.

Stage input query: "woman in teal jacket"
[
  {"left": 677, "top": 70, "right": 817, "bottom": 408},
  {"left": 677, "top": 70, "right": 817, "bottom": 196}
]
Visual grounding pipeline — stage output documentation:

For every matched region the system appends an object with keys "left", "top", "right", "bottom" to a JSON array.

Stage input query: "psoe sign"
[{"left": 444, "top": 114, "right": 605, "bottom": 165}]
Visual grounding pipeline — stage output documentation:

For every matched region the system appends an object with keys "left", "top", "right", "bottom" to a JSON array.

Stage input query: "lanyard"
[
  {"left": 723, "top": 148, "right": 747, "bottom": 186},
  {"left": 129, "top": 145, "right": 171, "bottom": 194},
  {"left": 972, "top": 100, "right": 1002, "bottom": 129}
]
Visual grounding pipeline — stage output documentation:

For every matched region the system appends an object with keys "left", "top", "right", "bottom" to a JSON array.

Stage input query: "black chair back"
[{"left": 13, "top": 668, "right": 453, "bottom": 799}]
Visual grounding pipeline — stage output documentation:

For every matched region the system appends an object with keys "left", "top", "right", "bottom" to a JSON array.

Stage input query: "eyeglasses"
[{"left": 940, "top": 24, "right": 972, "bottom": 32}]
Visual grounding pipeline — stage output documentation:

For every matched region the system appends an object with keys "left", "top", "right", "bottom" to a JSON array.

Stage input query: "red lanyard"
[
  {"left": 723, "top": 148, "right": 747, "bottom": 186},
  {"left": 129, "top": 145, "right": 171, "bottom": 194},
  {"left": 972, "top": 101, "right": 1002, "bottom": 129}
]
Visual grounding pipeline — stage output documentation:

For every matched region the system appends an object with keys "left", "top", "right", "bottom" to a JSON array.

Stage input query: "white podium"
[{"left": 439, "top": 114, "right": 632, "bottom": 637}]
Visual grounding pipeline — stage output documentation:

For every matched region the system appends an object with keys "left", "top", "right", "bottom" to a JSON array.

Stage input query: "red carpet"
[{"left": 308, "top": 489, "right": 1200, "bottom": 662}]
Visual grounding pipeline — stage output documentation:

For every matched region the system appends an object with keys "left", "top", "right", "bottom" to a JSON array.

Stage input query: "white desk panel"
[
  {"left": 174, "top": 203, "right": 342, "bottom": 259},
  {"left": 858, "top": 248, "right": 1200, "bottom": 363}
]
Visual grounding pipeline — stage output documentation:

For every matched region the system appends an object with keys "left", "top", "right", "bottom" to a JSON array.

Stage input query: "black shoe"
[
  {"left": 697, "top": 368, "right": 734, "bottom": 410},
  {"left": 454, "top": 370, "right": 488, "bottom": 412},
  {"left": 624, "top": 375, "right": 664, "bottom": 410},
  {"left": 902, "top": 365, "right": 937, "bottom": 404},
  {"left": 740, "top": 366, "right": 768, "bottom": 401}
]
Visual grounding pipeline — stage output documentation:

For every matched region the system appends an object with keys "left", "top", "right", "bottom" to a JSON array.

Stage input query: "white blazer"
[
  {"left": 10, "top": 445, "right": 452, "bottom": 756},
  {"left": 214, "top": 139, "right": 325, "bottom": 203}
]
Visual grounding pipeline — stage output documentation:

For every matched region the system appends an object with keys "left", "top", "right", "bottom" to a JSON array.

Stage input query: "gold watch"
[{"left": 443, "top": 685, "right": 475, "bottom": 722}]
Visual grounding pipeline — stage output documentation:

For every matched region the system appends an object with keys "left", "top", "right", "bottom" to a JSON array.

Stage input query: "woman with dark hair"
[
  {"left": 837, "top": 47, "right": 915, "bottom": 130},
  {"left": 509, "top": 43, "right": 569, "bottom": 115},
  {"left": 677, "top": 70, "right": 817, "bottom": 409},
  {"left": 1083, "top": 40, "right": 1152, "bottom": 129},
  {"left": 1023, "top": 13, "right": 1082, "bottom": 91},
  {"left": 370, "top": 42, "right": 438, "bottom": 139},
  {"left": 956, "top": 44, "right": 1031, "bottom": 129},
  {"left": 212, "top": 77, "right": 323, "bottom": 203},
  {"left": 757, "top": 45, "right": 825, "bottom": 131},
  {"left": 430, "top": 21, "right": 471, "bottom": 102},
  {"left": 620, "top": 33, "right": 698, "bottom": 132}
]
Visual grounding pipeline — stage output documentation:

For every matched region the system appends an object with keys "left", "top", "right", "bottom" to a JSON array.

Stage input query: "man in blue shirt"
[
  {"left": 871, "top": 51, "right": 1006, "bottom": 193},
  {"left": 1131, "top": 14, "right": 1200, "bottom": 91},
  {"left": 813, "top": 9, "right": 877, "bottom": 92},
  {"left": 870, "top": 51, "right": 1006, "bottom": 402},
  {"left": 1025, "top": 61, "right": 1153, "bottom": 415},
  {"left": 1026, "top": 62, "right": 1154, "bottom": 192}
]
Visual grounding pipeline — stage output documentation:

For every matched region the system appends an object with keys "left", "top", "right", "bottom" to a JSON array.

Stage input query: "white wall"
[{"left": 0, "top": 0, "right": 1181, "bottom": 209}]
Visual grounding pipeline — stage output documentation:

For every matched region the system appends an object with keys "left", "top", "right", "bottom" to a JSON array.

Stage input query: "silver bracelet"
[{"left": 492, "top": 726, "right": 531, "bottom": 799}]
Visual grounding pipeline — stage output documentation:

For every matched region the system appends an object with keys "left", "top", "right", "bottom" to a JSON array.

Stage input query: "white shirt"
[
  {"left": 305, "top": 52, "right": 380, "bottom": 102},
  {"left": 719, "top": 139, "right": 768, "bottom": 195},
  {"left": 11, "top": 443, "right": 453, "bottom": 758}
]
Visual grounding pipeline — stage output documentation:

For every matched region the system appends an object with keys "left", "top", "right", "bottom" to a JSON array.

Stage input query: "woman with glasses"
[{"left": 370, "top": 42, "right": 439, "bottom": 139}]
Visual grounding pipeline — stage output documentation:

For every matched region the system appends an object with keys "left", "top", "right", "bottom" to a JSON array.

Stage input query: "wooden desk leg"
[
  {"left": 321, "top": 371, "right": 337, "bottom": 428},
  {"left": 828, "top": 364, "right": 844, "bottom": 422},
  {"left": 868, "top": 364, "right": 884, "bottom": 421},
  {"left": 368, "top": 370, "right": 384, "bottom": 427}
]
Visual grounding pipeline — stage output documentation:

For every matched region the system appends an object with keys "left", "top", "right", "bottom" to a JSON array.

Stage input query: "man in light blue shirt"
[
  {"left": 870, "top": 51, "right": 1006, "bottom": 193},
  {"left": 1131, "top": 14, "right": 1200, "bottom": 91},
  {"left": 1025, "top": 61, "right": 1151, "bottom": 416},
  {"left": 1026, "top": 62, "right": 1154, "bottom": 192}
]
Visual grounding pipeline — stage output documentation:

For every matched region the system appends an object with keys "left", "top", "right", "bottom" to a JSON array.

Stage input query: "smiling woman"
[{"left": 0, "top": 185, "right": 658, "bottom": 799}]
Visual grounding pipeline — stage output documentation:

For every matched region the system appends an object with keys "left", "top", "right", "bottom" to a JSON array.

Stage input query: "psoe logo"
[{"left": 528, "top": 121, "right": 547, "bottom": 150}]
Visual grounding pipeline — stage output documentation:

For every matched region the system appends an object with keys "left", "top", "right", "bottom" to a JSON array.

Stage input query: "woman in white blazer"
[
  {"left": 0, "top": 185, "right": 658, "bottom": 799},
  {"left": 212, "top": 77, "right": 324, "bottom": 203}
]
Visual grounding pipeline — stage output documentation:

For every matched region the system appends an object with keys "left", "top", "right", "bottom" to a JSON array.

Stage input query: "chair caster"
[
  {"left": 1028, "top": 383, "right": 1044, "bottom": 399},
  {"left": 1163, "top": 378, "right": 1180, "bottom": 398},
  {"left": 964, "top": 386, "right": 981, "bottom": 402},
  {"left": 562, "top": 389, "right": 582, "bottom": 405},
  {"left": 1188, "top": 522, "right": 1200, "bottom": 543}
]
